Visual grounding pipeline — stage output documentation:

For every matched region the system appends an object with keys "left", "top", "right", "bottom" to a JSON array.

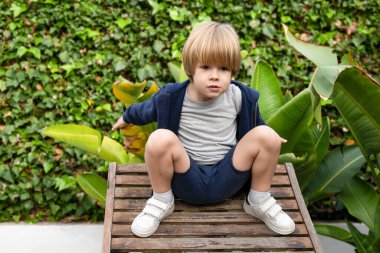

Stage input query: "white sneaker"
[
  {"left": 131, "top": 197, "right": 175, "bottom": 237},
  {"left": 243, "top": 196, "right": 295, "bottom": 235}
]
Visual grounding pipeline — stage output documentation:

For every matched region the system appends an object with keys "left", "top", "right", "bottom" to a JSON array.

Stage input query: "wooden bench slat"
[
  {"left": 112, "top": 223, "right": 309, "bottom": 236},
  {"left": 112, "top": 211, "right": 303, "bottom": 223},
  {"left": 113, "top": 198, "right": 299, "bottom": 211},
  {"left": 116, "top": 164, "right": 288, "bottom": 174},
  {"left": 111, "top": 236, "right": 314, "bottom": 250},
  {"left": 114, "top": 186, "right": 294, "bottom": 198},
  {"left": 116, "top": 174, "right": 291, "bottom": 186}
]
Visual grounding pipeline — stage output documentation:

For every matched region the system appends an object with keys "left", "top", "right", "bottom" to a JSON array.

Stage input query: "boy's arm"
[{"left": 112, "top": 88, "right": 162, "bottom": 131}]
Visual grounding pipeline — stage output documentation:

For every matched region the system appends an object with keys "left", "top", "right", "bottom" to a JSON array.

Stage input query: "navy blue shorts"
[{"left": 171, "top": 147, "right": 251, "bottom": 205}]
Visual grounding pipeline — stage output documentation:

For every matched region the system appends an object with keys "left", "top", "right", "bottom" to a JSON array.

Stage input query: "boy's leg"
[
  {"left": 232, "top": 125, "right": 295, "bottom": 235},
  {"left": 145, "top": 129, "right": 190, "bottom": 193},
  {"left": 131, "top": 129, "right": 190, "bottom": 237}
]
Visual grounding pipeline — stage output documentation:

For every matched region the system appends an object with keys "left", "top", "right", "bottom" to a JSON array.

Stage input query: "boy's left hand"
[{"left": 112, "top": 117, "right": 127, "bottom": 131}]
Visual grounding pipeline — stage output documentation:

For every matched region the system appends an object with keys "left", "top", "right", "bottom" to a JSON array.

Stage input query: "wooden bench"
[{"left": 102, "top": 163, "right": 323, "bottom": 252}]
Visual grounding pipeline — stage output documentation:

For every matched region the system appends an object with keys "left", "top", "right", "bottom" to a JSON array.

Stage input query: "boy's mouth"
[{"left": 207, "top": 85, "right": 221, "bottom": 92}]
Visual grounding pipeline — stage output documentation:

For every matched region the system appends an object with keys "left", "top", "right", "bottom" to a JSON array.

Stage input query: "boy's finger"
[{"left": 280, "top": 137, "right": 287, "bottom": 143}]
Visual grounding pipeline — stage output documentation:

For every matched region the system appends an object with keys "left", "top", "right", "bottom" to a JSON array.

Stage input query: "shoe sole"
[
  {"left": 243, "top": 201, "right": 295, "bottom": 235},
  {"left": 131, "top": 205, "right": 175, "bottom": 237}
]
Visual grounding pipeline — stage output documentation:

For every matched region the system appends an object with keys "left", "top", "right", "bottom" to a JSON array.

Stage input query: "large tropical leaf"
[
  {"left": 98, "top": 136, "right": 129, "bottom": 164},
  {"left": 267, "top": 88, "right": 313, "bottom": 153},
  {"left": 168, "top": 62, "right": 188, "bottom": 82},
  {"left": 339, "top": 177, "right": 380, "bottom": 231},
  {"left": 315, "top": 224, "right": 354, "bottom": 245},
  {"left": 112, "top": 79, "right": 146, "bottom": 107},
  {"left": 283, "top": 25, "right": 350, "bottom": 99},
  {"left": 283, "top": 24, "right": 338, "bottom": 66},
  {"left": 76, "top": 172, "right": 107, "bottom": 207},
  {"left": 251, "top": 59, "right": 284, "bottom": 121},
  {"left": 292, "top": 117, "right": 330, "bottom": 190},
  {"left": 332, "top": 67, "right": 380, "bottom": 157},
  {"left": 303, "top": 146, "right": 365, "bottom": 203},
  {"left": 43, "top": 124, "right": 101, "bottom": 155},
  {"left": 137, "top": 81, "right": 159, "bottom": 103},
  {"left": 346, "top": 220, "right": 372, "bottom": 253},
  {"left": 120, "top": 123, "right": 156, "bottom": 158}
]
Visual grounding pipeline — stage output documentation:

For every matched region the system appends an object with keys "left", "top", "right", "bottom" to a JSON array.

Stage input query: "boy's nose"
[{"left": 209, "top": 68, "right": 219, "bottom": 79}]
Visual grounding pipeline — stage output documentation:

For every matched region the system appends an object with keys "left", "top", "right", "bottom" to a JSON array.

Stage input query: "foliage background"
[{"left": 0, "top": 0, "right": 379, "bottom": 222}]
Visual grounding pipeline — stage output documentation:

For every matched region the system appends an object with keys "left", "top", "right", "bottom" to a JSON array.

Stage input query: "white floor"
[{"left": 0, "top": 222, "right": 367, "bottom": 253}]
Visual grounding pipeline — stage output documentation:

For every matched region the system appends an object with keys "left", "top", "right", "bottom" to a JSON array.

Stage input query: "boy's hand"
[
  {"left": 279, "top": 137, "right": 287, "bottom": 143},
  {"left": 112, "top": 117, "right": 127, "bottom": 131}
]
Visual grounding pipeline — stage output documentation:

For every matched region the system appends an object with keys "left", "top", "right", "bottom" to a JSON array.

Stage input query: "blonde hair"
[{"left": 182, "top": 21, "right": 241, "bottom": 78}]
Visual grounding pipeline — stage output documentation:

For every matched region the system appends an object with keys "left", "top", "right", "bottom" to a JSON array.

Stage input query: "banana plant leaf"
[
  {"left": 267, "top": 88, "right": 313, "bottom": 154},
  {"left": 346, "top": 220, "right": 372, "bottom": 253},
  {"left": 112, "top": 79, "right": 147, "bottom": 107},
  {"left": 303, "top": 146, "right": 365, "bottom": 203},
  {"left": 168, "top": 62, "right": 188, "bottom": 83},
  {"left": 283, "top": 24, "right": 338, "bottom": 66},
  {"left": 283, "top": 25, "right": 350, "bottom": 99},
  {"left": 339, "top": 177, "right": 380, "bottom": 232},
  {"left": 292, "top": 117, "right": 330, "bottom": 190},
  {"left": 375, "top": 200, "right": 380, "bottom": 238},
  {"left": 43, "top": 124, "right": 101, "bottom": 155},
  {"left": 137, "top": 81, "right": 160, "bottom": 103},
  {"left": 99, "top": 136, "right": 129, "bottom": 164},
  {"left": 251, "top": 59, "right": 284, "bottom": 121},
  {"left": 76, "top": 172, "right": 107, "bottom": 207},
  {"left": 120, "top": 123, "right": 156, "bottom": 158},
  {"left": 332, "top": 67, "right": 380, "bottom": 157},
  {"left": 314, "top": 224, "right": 354, "bottom": 245}
]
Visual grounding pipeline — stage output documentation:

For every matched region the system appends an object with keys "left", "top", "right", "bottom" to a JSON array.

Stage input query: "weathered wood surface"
[{"left": 102, "top": 163, "right": 323, "bottom": 252}]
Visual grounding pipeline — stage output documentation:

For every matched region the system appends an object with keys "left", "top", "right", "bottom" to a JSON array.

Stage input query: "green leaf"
[
  {"left": 315, "top": 224, "right": 354, "bottom": 245},
  {"left": 262, "top": 23, "right": 275, "bottom": 39},
  {"left": 115, "top": 18, "right": 132, "bottom": 29},
  {"left": 346, "top": 220, "right": 372, "bottom": 253},
  {"left": 168, "top": 62, "right": 187, "bottom": 82},
  {"left": 332, "top": 67, "right": 380, "bottom": 157},
  {"left": 113, "top": 58, "right": 127, "bottom": 72},
  {"left": 17, "top": 47, "right": 28, "bottom": 58},
  {"left": 153, "top": 40, "right": 165, "bottom": 53},
  {"left": 251, "top": 60, "right": 284, "bottom": 121},
  {"left": 278, "top": 153, "right": 306, "bottom": 165},
  {"left": 76, "top": 173, "right": 106, "bottom": 207},
  {"left": 43, "top": 124, "right": 101, "bottom": 155},
  {"left": 29, "top": 48, "right": 41, "bottom": 60},
  {"left": 53, "top": 175, "right": 76, "bottom": 192},
  {"left": 310, "top": 65, "right": 349, "bottom": 99},
  {"left": 304, "top": 146, "right": 365, "bottom": 203},
  {"left": 292, "top": 117, "right": 330, "bottom": 190},
  {"left": 375, "top": 200, "right": 380, "bottom": 238},
  {"left": 267, "top": 89, "right": 313, "bottom": 153},
  {"left": 283, "top": 24, "right": 338, "bottom": 66},
  {"left": 339, "top": 177, "right": 380, "bottom": 231},
  {"left": 11, "top": 3, "right": 28, "bottom": 17},
  {"left": 98, "top": 136, "right": 129, "bottom": 164}
]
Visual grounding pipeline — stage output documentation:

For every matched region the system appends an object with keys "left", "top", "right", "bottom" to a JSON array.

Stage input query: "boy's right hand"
[{"left": 112, "top": 116, "right": 127, "bottom": 131}]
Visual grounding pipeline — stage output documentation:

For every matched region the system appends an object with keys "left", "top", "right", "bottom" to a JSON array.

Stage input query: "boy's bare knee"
[
  {"left": 145, "top": 129, "right": 177, "bottom": 156},
  {"left": 250, "top": 126, "right": 281, "bottom": 151}
]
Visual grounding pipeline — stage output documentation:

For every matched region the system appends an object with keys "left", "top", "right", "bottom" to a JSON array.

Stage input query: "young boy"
[{"left": 112, "top": 21, "right": 295, "bottom": 237}]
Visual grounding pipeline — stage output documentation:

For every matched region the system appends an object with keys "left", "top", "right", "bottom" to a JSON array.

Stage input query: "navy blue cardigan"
[{"left": 122, "top": 80, "right": 265, "bottom": 141}]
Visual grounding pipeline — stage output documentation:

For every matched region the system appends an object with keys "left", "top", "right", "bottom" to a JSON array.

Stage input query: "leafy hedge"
[{"left": 0, "top": 0, "right": 379, "bottom": 222}]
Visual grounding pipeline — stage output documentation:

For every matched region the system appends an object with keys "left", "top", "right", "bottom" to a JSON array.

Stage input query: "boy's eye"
[
  {"left": 220, "top": 66, "right": 229, "bottom": 71},
  {"left": 200, "top": 65, "right": 209, "bottom": 69}
]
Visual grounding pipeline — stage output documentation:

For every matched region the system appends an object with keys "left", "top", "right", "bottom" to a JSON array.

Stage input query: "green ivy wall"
[{"left": 0, "top": 0, "right": 379, "bottom": 222}]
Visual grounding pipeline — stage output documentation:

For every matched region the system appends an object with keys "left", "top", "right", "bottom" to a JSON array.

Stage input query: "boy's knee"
[
  {"left": 250, "top": 126, "right": 281, "bottom": 151},
  {"left": 145, "top": 129, "right": 177, "bottom": 155}
]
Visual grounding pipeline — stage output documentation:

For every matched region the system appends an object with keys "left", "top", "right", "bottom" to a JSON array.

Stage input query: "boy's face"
[{"left": 188, "top": 63, "right": 232, "bottom": 102}]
